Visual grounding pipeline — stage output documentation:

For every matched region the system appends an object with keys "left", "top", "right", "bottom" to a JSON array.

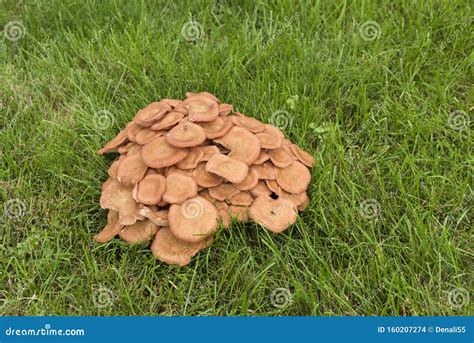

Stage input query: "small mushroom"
[
  {"left": 178, "top": 96, "right": 219, "bottom": 122},
  {"left": 275, "top": 161, "right": 311, "bottom": 194},
  {"left": 232, "top": 115, "right": 265, "bottom": 133},
  {"left": 199, "top": 117, "right": 233, "bottom": 139},
  {"left": 151, "top": 227, "right": 210, "bottom": 266},
  {"left": 126, "top": 123, "right": 142, "bottom": 142},
  {"left": 214, "top": 126, "right": 261, "bottom": 165},
  {"left": 132, "top": 174, "right": 166, "bottom": 205},
  {"left": 255, "top": 132, "right": 283, "bottom": 149},
  {"left": 268, "top": 145, "right": 295, "bottom": 168},
  {"left": 200, "top": 145, "right": 220, "bottom": 161},
  {"left": 249, "top": 195, "right": 298, "bottom": 233},
  {"left": 150, "top": 111, "right": 185, "bottom": 131},
  {"left": 134, "top": 101, "right": 171, "bottom": 127},
  {"left": 168, "top": 196, "right": 219, "bottom": 243},
  {"left": 253, "top": 162, "right": 276, "bottom": 180},
  {"left": 94, "top": 210, "right": 123, "bottom": 243},
  {"left": 249, "top": 180, "right": 272, "bottom": 197},
  {"left": 208, "top": 183, "right": 240, "bottom": 201},
  {"left": 116, "top": 154, "right": 148, "bottom": 186},
  {"left": 253, "top": 150, "right": 270, "bottom": 165},
  {"left": 119, "top": 219, "right": 158, "bottom": 243},
  {"left": 135, "top": 128, "right": 165, "bottom": 145},
  {"left": 162, "top": 173, "right": 198, "bottom": 204},
  {"left": 186, "top": 91, "right": 220, "bottom": 103},
  {"left": 263, "top": 124, "right": 285, "bottom": 138},
  {"left": 205, "top": 154, "right": 249, "bottom": 184},
  {"left": 218, "top": 103, "right": 233, "bottom": 116},
  {"left": 176, "top": 147, "right": 203, "bottom": 169},
  {"left": 165, "top": 165, "right": 194, "bottom": 177},
  {"left": 138, "top": 206, "right": 169, "bottom": 226},
  {"left": 235, "top": 168, "right": 259, "bottom": 191},
  {"left": 141, "top": 136, "right": 189, "bottom": 168},
  {"left": 228, "top": 191, "right": 253, "bottom": 206},
  {"left": 192, "top": 162, "right": 224, "bottom": 187},
  {"left": 289, "top": 144, "right": 315, "bottom": 168},
  {"left": 166, "top": 121, "right": 207, "bottom": 148}
]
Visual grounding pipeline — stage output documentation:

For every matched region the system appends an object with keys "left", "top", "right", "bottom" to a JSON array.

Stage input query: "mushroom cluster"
[{"left": 96, "top": 92, "right": 314, "bottom": 266}]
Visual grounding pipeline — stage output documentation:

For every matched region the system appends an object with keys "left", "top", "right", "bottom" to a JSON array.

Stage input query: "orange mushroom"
[
  {"left": 268, "top": 145, "right": 295, "bottom": 168},
  {"left": 214, "top": 126, "right": 261, "bottom": 165},
  {"left": 116, "top": 154, "right": 148, "bottom": 186},
  {"left": 208, "top": 183, "right": 240, "bottom": 201},
  {"left": 205, "top": 153, "right": 249, "bottom": 184},
  {"left": 100, "top": 178, "right": 140, "bottom": 225},
  {"left": 141, "top": 136, "right": 189, "bottom": 168},
  {"left": 134, "top": 101, "right": 171, "bottom": 127},
  {"left": 97, "top": 128, "right": 128, "bottom": 155},
  {"left": 162, "top": 173, "right": 198, "bottom": 204},
  {"left": 275, "top": 161, "right": 311, "bottom": 194},
  {"left": 166, "top": 121, "right": 207, "bottom": 148},
  {"left": 249, "top": 195, "right": 298, "bottom": 233},
  {"left": 289, "top": 144, "right": 315, "bottom": 168},
  {"left": 176, "top": 147, "right": 203, "bottom": 169},
  {"left": 94, "top": 210, "right": 123, "bottom": 243},
  {"left": 119, "top": 219, "right": 158, "bottom": 243},
  {"left": 151, "top": 111, "right": 185, "bottom": 131},
  {"left": 132, "top": 174, "right": 166, "bottom": 205},
  {"left": 192, "top": 162, "right": 224, "bottom": 187}
]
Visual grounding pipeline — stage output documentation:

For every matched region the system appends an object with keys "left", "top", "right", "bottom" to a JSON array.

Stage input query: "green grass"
[{"left": 0, "top": 0, "right": 472, "bottom": 316}]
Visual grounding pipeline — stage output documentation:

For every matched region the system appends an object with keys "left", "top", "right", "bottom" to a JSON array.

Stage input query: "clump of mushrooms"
[{"left": 96, "top": 92, "right": 314, "bottom": 266}]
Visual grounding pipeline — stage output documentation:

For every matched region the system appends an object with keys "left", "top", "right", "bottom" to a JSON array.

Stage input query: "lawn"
[{"left": 0, "top": 0, "right": 472, "bottom": 316}]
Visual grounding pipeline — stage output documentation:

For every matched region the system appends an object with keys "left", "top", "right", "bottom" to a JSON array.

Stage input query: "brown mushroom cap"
[
  {"left": 228, "top": 205, "right": 250, "bottom": 222},
  {"left": 289, "top": 144, "right": 315, "bottom": 168},
  {"left": 232, "top": 115, "right": 265, "bottom": 133},
  {"left": 265, "top": 179, "right": 282, "bottom": 194},
  {"left": 108, "top": 156, "right": 125, "bottom": 179},
  {"left": 178, "top": 95, "right": 219, "bottom": 122},
  {"left": 150, "top": 111, "right": 185, "bottom": 131},
  {"left": 162, "top": 173, "right": 198, "bottom": 204},
  {"left": 161, "top": 99, "right": 182, "bottom": 107},
  {"left": 134, "top": 101, "right": 171, "bottom": 127},
  {"left": 132, "top": 174, "right": 166, "bottom": 205},
  {"left": 228, "top": 191, "right": 253, "bottom": 206},
  {"left": 264, "top": 124, "right": 285, "bottom": 138},
  {"left": 214, "top": 126, "right": 261, "bottom": 165},
  {"left": 151, "top": 227, "right": 209, "bottom": 266},
  {"left": 166, "top": 121, "right": 207, "bottom": 148},
  {"left": 138, "top": 206, "right": 169, "bottom": 226},
  {"left": 199, "top": 117, "right": 233, "bottom": 139},
  {"left": 235, "top": 168, "right": 259, "bottom": 191},
  {"left": 116, "top": 154, "right": 148, "bottom": 186},
  {"left": 100, "top": 178, "right": 140, "bottom": 225},
  {"left": 192, "top": 162, "right": 224, "bottom": 187},
  {"left": 97, "top": 128, "right": 128, "bottom": 155},
  {"left": 218, "top": 103, "right": 233, "bottom": 116},
  {"left": 253, "top": 150, "right": 270, "bottom": 165},
  {"left": 208, "top": 183, "right": 240, "bottom": 201},
  {"left": 253, "top": 162, "right": 276, "bottom": 180},
  {"left": 119, "top": 219, "right": 158, "bottom": 243},
  {"left": 256, "top": 132, "right": 283, "bottom": 149},
  {"left": 165, "top": 165, "right": 194, "bottom": 177},
  {"left": 249, "top": 195, "right": 298, "bottom": 233},
  {"left": 141, "top": 136, "right": 189, "bottom": 168},
  {"left": 126, "top": 123, "right": 142, "bottom": 142},
  {"left": 94, "top": 210, "right": 123, "bottom": 243},
  {"left": 200, "top": 145, "right": 220, "bottom": 161},
  {"left": 168, "top": 196, "right": 219, "bottom": 243},
  {"left": 249, "top": 180, "right": 272, "bottom": 197},
  {"left": 186, "top": 91, "right": 220, "bottom": 103},
  {"left": 176, "top": 147, "right": 203, "bottom": 169},
  {"left": 268, "top": 145, "right": 295, "bottom": 168},
  {"left": 135, "top": 128, "right": 165, "bottom": 145},
  {"left": 205, "top": 153, "right": 249, "bottom": 184},
  {"left": 275, "top": 161, "right": 311, "bottom": 194}
]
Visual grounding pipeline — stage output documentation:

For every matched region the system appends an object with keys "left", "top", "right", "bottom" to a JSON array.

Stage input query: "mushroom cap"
[
  {"left": 161, "top": 99, "right": 182, "bottom": 107},
  {"left": 208, "top": 183, "right": 240, "bottom": 201},
  {"left": 162, "top": 173, "right": 198, "bottom": 204},
  {"left": 108, "top": 156, "right": 125, "bottom": 179},
  {"left": 126, "top": 123, "right": 142, "bottom": 142},
  {"left": 289, "top": 144, "right": 315, "bottom": 168},
  {"left": 192, "top": 162, "right": 224, "bottom": 187},
  {"left": 150, "top": 111, "right": 185, "bottom": 131},
  {"left": 228, "top": 191, "right": 253, "bottom": 206},
  {"left": 151, "top": 227, "right": 210, "bottom": 266},
  {"left": 256, "top": 132, "right": 283, "bottom": 149},
  {"left": 214, "top": 126, "right": 261, "bottom": 165},
  {"left": 165, "top": 165, "right": 194, "bottom": 177},
  {"left": 116, "top": 154, "right": 148, "bottom": 186},
  {"left": 232, "top": 115, "right": 265, "bottom": 133},
  {"left": 265, "top": 179, "right": 281, "bottom": 194},
  {"left": 176, "top": 147, "right": 203, "bottom": 169},
  {"left": 249, "top": 180, "right": 272, "bottom": 197},
  {"left": 235, "top": 168, "right": 259, "bottom": 191},
  {"left": 186, "top": 91, "right": 220, "bottom": 103},
  {"left": 135, "top": 128, "right": 165, "bottom": 145},
  {"left": 199, "top": 117, "right": 233, "bottom": 139},
  {"left": 141, "top": 136, "right": 189, "bottom": 168},
  {"left": 218, "top": 103, "right": 233, "bottom": 116},
  {"left": 166, "top": 121, "right": 207, "bottom": 148},
  {"left": 119, "top": 219, "right": 158, "bottom": 243},
  {"left": 253, "top": 150, "right": 270, "bottom": 165},
  {"left": 264, "top": 124, "right": 285, "bottom": 138},
  {"left": 168, "top": 196, "right": 219, "bottom": 243},
  {"left": 132, "top": 174, "right": 166, "bottom": 205},
  {"left": 100, "top": 178, "right": 140, "bottom": 225},
  {"left": 138, "top": 206, "right": 169, "bottom": 226},
  {"left": 253, "top": 161, "right": 276, "bottom": 180},
  {"left": 178, "top": 95, "right": 219, "bottom": 122},
  {"left": 94, "top": 210, "right": 123, "bottom": 243},
  {"left": 268, "top": 145, "right": 295, "bottom": 168},
  {"left": 97, "top": 128, "right": 128, "bottom": 155},
  {"left": 205, "top": 153, "right": 249, "bottom": 184},
  {"left": 275, "top": 161, "right": 311, "bottom": 194},
  {"left": 200, "top": 145, "right": 220, "bottom": 161},
  {"left": 249, "top": 195, "right": 298, "bottom": 233},
  {"left": 134, "top": 101, "right": 171, "bottom": 127}
]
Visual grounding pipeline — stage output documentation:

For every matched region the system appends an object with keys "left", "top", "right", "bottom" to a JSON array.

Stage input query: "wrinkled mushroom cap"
[
  {"left": 268, "top": 145, "right": 295, "bottom": 168},
  {"left": 94, "top": 210, "right": 123, "bottom": 243},
  {"left": 176, "top": 147, "right": 204, "bottom": 169},
  {"left": 209, "top": 183, "right": 240, "bottom": 201},
  {"left": 132, "top": 174, "right": 166, "bottom": 205},
  {"left": 214, "top": 126, "right": 261, "bottom": 165},
  {"left": 119, "top": 219, "right": 158, "bottom": 243},
  {"left": 289, "top": 144, "right": 315, "bottom": 168},
  {"left": 249, "top": 195, "right": 298, "bottom": 233},
  {"left": 100, "top": 178, "right": 140, "bottom": 225},
  {"left": 193, "top": 162, "right": 224, "bottom": 187},
  {"left": 117, "top": 154, "right": 148, "bottom": 186},
  {"left": 141, "top": 136, "right": 189, "bottom": 168},
  {"left": 168, "top": 196, "right": 219, "bottom": 243},
  {"left": 134, "top": 101, "right": 171, "bottom": 127}
]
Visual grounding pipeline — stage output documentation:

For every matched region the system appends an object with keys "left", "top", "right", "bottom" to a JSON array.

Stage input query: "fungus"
[
  {"left": 235, "top": 168, "right": 259, "bottom": 191},
  {"left": 141, "top": 136, "right": 189, "bottom": 168},
  {"left": 199, "top": 117, "right": 233, "bottom": 139},
  {"left": 232, "top": 115, "right": 265, "bottom": 133},
  {"left": 249, "top": 195, "right": 298, "bottom": 233},
  {"left": 289, "top": 144, "right": 315, "bottom": 168},
  {"left": 205, "top": 154, "right": 249, "bottom": 184},
  {"left": 268, "top": 145, "right": 295, "bottom": 168},
  {"left": 97, "top": 128, "right": 128, "bottom": 155},
  {"left": 214, "top": 126, "right": 261, "bottom": 165},
  {"left": 132, "top": 174, "right": 166, "bottom": 205},
  {"left": 119, "top": 220, "right": 158, "bottom": 243},
  {"left": 275, "top": 161, "right": 311, "bottom": 194},
  {"left": 208, "top": 183, "right": 240, "bottom": 201},
  {"left": 192, "top": 162, "right": 224, "bottom": 187},
  {"left": 94, "top": 210, "right": 123, "bottom": 243},
  {"left": 151, "top": 111, "right": 185, "bottom": 131},
  {"left": 255, "top": 132, "right": 283, "bottom": 149},
  {"left": 166, "top": 121, "right": 207, "bottom": 148},
  {"left": 100, "top": 178, "right": 140, "bottom": 225},
  {"left": 162, "top": 173, "right": 198, "bottom": 204},
  {"left": 218, "top": 103, "right": 233, "bottom": 116},
  {"left": 176, "top": 147, "right": 203, "bottom": 169},
  {"left": 134, "top": 101, "right": 171, "bottom": 127},
  {"left": 116, "top": 154, "right": 148, "bottom": 186},
  {"left": 228, "top": 191, "right": 253, "bottom": 206}
]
